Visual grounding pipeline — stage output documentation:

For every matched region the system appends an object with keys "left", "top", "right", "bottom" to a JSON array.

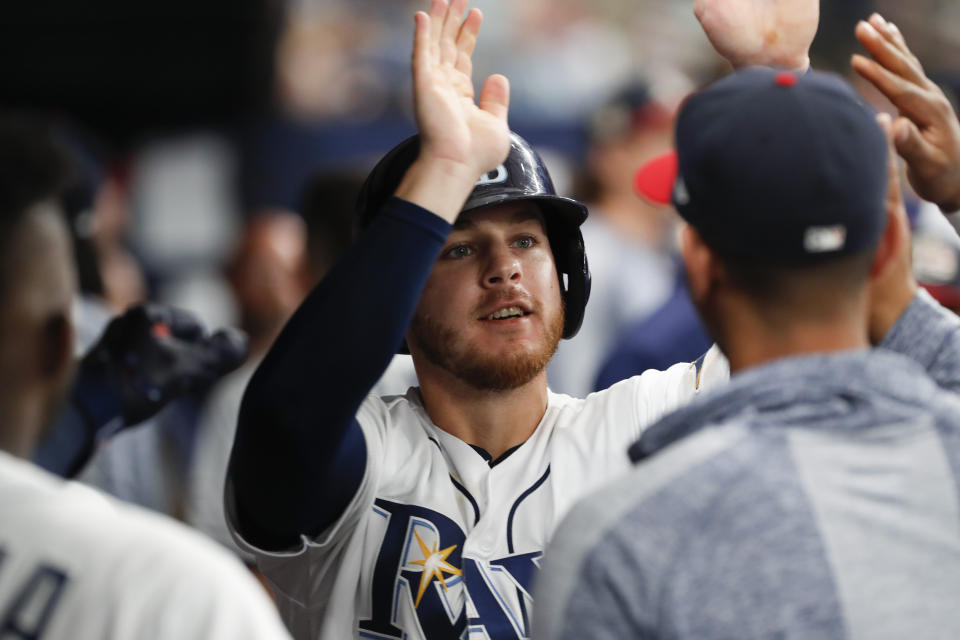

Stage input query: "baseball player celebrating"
[{"left": 226, "top": 1, "right": 960, "bottom": 639}]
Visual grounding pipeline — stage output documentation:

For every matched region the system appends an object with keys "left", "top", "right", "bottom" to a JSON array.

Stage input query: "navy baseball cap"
[{"left": 635, "top": 67, "right": 889, "bottom": 263}]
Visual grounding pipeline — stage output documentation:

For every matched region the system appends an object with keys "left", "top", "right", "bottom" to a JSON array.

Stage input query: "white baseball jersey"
[
  {"left": 0, "top": 450, "right": 291, "bottom": 639},
  {"left": 187, "top": 355, "right": 419, "bottom": 560},
  {"left": 227, "top": 346, "right": 729, "bottom": 639}
]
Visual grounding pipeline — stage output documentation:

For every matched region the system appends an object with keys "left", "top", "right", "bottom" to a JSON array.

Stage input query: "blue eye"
[
  {"left": 445, "top": 245, "right": 472, "bottom": 259},
  {"left": 514, "top": 236, "right": 535, "bottom": 249}
]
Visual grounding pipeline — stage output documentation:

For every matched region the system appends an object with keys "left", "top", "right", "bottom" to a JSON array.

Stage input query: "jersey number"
[{"left": 0, "top": 548, "right": 70, "bottom": 640}]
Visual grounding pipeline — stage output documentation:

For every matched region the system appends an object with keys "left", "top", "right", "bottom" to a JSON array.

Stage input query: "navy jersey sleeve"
[{"left": 229, "top": 198, "right": 451, "bottom": 550}]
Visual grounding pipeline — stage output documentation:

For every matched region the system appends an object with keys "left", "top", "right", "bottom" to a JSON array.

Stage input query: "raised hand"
[
  {"left": 395, "top": 0, "right": 511, "bottom": 222},
  {"left": 694, "top": 0, "right": 818, "bottom": 71},
  {"left": 852, "top": 13, "right": 960, "bottom": 213},
  {"left": 81, "top": 304, "right": 249, "bottom": 425}
]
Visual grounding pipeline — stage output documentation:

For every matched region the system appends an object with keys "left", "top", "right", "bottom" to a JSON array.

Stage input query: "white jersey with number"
[
  {"left": 0, "top": 450, "right": 291, "bottom": 639},
  {"left": 228, "top": 346, "right": 729, "bottom": 639}
]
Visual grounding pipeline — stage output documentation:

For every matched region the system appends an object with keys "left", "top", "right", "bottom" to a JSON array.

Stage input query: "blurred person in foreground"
[
  {"left": 224, "top": 1, "right": 960, "bottom": 638},
  {"left": 0, "top": 115, "right": 290, "bottom": 638},
  {"left": 535, "top": 12, "right": 960, "bottom": 640}
]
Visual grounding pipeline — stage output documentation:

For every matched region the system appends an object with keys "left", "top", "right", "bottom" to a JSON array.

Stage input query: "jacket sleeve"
[{"left": 880, "top": 288, "right": 960, "bottom": 393}]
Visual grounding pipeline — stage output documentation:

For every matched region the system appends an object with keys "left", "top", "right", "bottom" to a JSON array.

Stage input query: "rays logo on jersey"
[{"left": 358, "top": 499, "right": 542, "bottom": 639}]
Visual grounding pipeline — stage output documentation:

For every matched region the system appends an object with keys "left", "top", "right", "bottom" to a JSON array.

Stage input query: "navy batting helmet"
[{"left": 357, "top": 132, "right": 591, "bottom": 345}]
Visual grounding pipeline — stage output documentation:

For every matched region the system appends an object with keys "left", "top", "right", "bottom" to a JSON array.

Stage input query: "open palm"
[
  {"left": 412, "top": 0, "right": 510, "bottom": 180},
  {"left": 694, "top": 0, "right": 819, "bottom": 70}
]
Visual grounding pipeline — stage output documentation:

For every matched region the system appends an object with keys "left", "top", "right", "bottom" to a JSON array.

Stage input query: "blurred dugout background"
[{"left": 0, "top": 0, "right": 956, "bottom": 329}]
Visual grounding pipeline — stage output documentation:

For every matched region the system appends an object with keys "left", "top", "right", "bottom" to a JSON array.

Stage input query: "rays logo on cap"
[{"left": 476, "top": 165, "right": 508, "bottom": 186}]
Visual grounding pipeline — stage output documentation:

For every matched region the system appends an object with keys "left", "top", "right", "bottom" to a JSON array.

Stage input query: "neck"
[
  {"left": 0, "top": 396, "right": 43, "bottom": 459},
  {"left": 715, "top": 304, "right": 870, "bottom": 374},
  {"left": 415, "top": 365, "right": 549, "bottom": 460}
]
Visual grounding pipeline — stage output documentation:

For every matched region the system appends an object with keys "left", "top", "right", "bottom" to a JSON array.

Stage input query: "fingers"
[
  {"left": 478, "top": 74, "right": 510, "bottom": 122},
  {"left": 207, "top": 328, "right": 250, "bottom": 374},
  {"left": 892, "top": 116, "right": 936, "bottom": 162},
  {"left": 454, "top": 8, "right": 482, "bottom": 76},
  {"left": 851, "top": 54, "right": 938, "bottom": 128},
  {"left": 692, "top": 0, "right": 707, "bottom": 24},
  {"left": 416, "top": 0, "right": 472, "bottom": 74},
  {"left": 130, "top": 304, "right": 204, "bottom": 342},
  {"left": 428, "top": 0, "right": 446, "bottom": 51},
  {"left": 867, "top": 13, "right": 909, "bottom": 55},
  {"left": 164, "top": 307, "right": 206, "bottom": 342},
  {"left": 439, "top": 0, "right": 468, "bottom": 66},
  {"left": 854, "top": 19, "right": 926, "bottom": 88},
  {"left": 412, "top": 10, "right": 431, "bottom": 91}
]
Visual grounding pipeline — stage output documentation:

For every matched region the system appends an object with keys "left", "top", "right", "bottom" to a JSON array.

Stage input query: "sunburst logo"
[{"left": 409, "top": 529, "right": 462, "bottom": 608}]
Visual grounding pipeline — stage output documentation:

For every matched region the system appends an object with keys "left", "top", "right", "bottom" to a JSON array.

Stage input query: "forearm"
[
  {"left": 880, "top": 288, "right": 960, "bottom": 392},
  {"left": 395, "top": 155, "right": 485, "bottom": 224},
  {"left": 34, "top": 363, "right": 124, "bottom": 477},
  {"left": 229, "top": 198, "right": 450, "bottom": 548}
]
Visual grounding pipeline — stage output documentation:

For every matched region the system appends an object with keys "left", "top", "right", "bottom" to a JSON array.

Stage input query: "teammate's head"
[
  {"left": 580, "top": 80, "right": 676, "bottom": 203},
  {"left": 358, "top": 132, "right": 589, "bottom": 390},
  {"left": 227, "top": 210, "right": 310, "bottom": 351},
  {"left": 0, "top": 115, "right": 77, "bottom": 456},
  {"left": 635, "top": 69, "right": 891, "bottom": 359}
]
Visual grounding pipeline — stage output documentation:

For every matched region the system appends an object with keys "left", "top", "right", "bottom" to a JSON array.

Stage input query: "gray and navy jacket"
[{"left": 534, "top": 291, "right": 960, "bottom": 640}]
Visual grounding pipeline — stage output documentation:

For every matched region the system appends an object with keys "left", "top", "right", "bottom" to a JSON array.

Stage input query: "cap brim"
[{"left": 634, "top": 151, "right": 678, "bottom": 205}]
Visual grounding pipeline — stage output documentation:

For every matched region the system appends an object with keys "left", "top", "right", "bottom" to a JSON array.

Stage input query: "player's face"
[{"left": 408, "top": 202, "right": 564, "bottom": 390}]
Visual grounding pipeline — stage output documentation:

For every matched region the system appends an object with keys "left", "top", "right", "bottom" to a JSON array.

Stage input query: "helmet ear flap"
[{"left": 555, "top": 227, "right": 590, "bottom": 339}]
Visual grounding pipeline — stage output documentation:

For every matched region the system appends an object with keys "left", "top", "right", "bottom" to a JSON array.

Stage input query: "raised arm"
[
  {"left": 859, "top": 105, "right": 960, "bottom": 396},
  {"left": 227, "top": 0, "right": 510, "bottom": 550},
  {"left": 693, "top": 0, "right": 819, "bottom": 71},
  {"left": 852, "top": 13, "right": 960, "bottom": 214}
]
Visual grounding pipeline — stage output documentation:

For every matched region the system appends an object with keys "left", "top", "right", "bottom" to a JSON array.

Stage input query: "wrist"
[
  {"left": 736, "top": 53, "right": 810, "bottom": 73},
  {"left": 395, "top": 155, "right": 482, "bottom": 224},
  {"left": 71, "top": 358, "right": 126, "bottom": 433}
]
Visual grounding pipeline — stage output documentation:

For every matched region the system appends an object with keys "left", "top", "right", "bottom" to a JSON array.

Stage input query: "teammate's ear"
[
  {"left": 39, "top": 312, "right": 74, "bottom": 382},
  {"left": 680, "top": 224, "right": 715, "bottom": 307},
  {"left": 868, "top": 207, "right": 906, "bottom": 279}
]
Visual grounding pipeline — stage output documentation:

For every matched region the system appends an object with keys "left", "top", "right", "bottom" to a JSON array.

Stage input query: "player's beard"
[{"left": 409, "top": 300, "right": 564, "bottom": 391}]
